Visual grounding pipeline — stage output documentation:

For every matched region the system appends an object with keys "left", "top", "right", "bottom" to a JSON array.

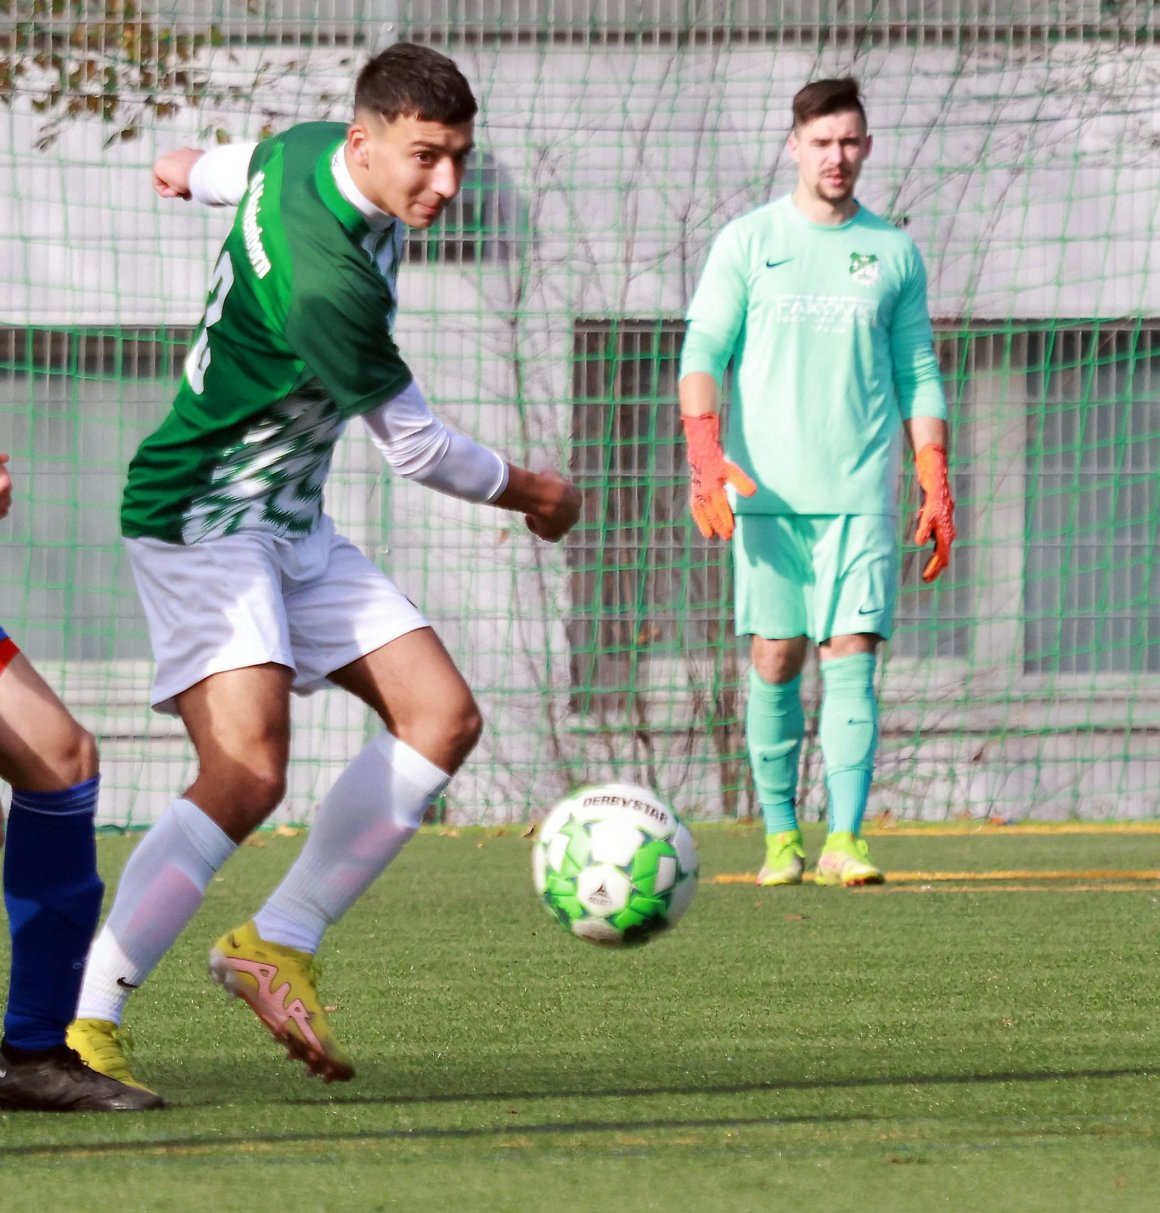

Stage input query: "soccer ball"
[{"left": 532, "top": 782, "right": 699, "bottom": 946}]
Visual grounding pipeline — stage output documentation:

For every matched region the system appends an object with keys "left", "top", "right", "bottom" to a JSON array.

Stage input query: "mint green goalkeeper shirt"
[{"left": 680, "top": 194, "right": 946, "bottom": 517}]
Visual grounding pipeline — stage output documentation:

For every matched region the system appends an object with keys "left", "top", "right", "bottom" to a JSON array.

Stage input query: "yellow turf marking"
[
  {"left": 873, "top": 882, "right": 1157, "bottom": 894},
  {"left": 862, "top": 822, "right": 1160, "bottom": 836},
  {"left": 712, "top": 869, "right": 1160, "bottom": 885},
  {"left": 888, "top": 869, "right": 1160, "bottom": 882}
]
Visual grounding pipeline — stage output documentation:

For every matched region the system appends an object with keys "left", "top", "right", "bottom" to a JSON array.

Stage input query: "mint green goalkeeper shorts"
[{"left": 732, "top": 513, "right": 899, "bottom": 643}]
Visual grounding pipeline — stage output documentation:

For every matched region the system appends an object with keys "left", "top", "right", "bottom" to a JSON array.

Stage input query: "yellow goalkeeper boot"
[
  {"left": 208, "top": 921, "right": 354, "bottom": 1083},
  {"left": 814, "top": 832, "right": 885, "bottom": 887},
  {"left": 756, "top": 829, "right": 806, "bottom": 887}
]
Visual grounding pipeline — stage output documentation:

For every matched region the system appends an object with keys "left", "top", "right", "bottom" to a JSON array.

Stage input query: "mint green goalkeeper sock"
[
  {"left": 819, "top": 652, "right": 879, "bottom": 836},
  {"left": 746, "top": 667, "right": 805, "bottom": 835}
]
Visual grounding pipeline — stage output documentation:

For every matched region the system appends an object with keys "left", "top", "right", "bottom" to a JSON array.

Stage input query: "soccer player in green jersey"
[
  {"left": 679, "top": 78, "right": 956, "bottom": 888},
  {"left": 68, "top": 43, "right": 581, "bottom": 1096}
]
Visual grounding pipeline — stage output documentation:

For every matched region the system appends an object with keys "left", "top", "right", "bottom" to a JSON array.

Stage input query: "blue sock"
[
  {"left": 746, "top": 668, "right": 805, "bottom": 836},
  {"left": 819, "top": 653, "right": 879, "bottom": 837},
  {"left": 3, "top": 777, "right": 104, "bottom": 1051}
]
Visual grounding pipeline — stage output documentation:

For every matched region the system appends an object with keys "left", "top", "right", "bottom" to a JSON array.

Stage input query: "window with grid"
[
  {"left": 1023, "top": 323, "right": 1160, "bottom": 676},
  {"left": 567, "top": 319, "right": 735, "bottom": 719},
  {"left": 567, "top": 317, "right": 1160, "bottom": 696},
  {"left": 0, "top": 328, "right": 189, "bottom": 662}
]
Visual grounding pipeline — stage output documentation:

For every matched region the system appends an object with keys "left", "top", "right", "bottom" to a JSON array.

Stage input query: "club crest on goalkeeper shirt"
[{"left": 849, "top": 252, "right": 881, "bottom": 286}]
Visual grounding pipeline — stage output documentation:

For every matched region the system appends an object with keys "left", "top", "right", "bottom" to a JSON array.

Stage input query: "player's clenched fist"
[
  {"left": 681, "top": 413, "right": 757, "bottom": 540},
  {"left": 496, "top": 467, "right": 581, "bottom": 543},
  {"left": 524, "top": 471, "right": 582, "bottom": 542},
  {"left": 152, "top": 147, "right": 205, "bottom": 200}
]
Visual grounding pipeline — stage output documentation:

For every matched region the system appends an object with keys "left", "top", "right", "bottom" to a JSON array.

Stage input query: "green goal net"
[{"left": 2, "top": 2, "right": 1159, "bottom": 826}]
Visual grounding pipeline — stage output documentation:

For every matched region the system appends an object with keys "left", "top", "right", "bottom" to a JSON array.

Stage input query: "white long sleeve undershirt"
[
  {"left": 188, "top": 142, "right": 259, "bottom": 206},
  {"left": 362, "top": 380, "right": 509, "bottom": 504}
]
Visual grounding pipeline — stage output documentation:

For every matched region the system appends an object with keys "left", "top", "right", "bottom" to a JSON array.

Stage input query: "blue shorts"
[{"left": 733, "top": 514, "right": 899, "bottom": 643}]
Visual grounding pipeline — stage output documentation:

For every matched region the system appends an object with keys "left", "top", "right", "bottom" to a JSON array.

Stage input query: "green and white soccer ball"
[{"left": 532, "top": 782, "right": 699, "bottom": 946}]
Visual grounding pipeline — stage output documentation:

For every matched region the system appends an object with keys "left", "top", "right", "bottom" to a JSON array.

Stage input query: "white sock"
[
  {"left": 75, "top": 797, "right": 236, "bottom": 1024},
  {"left": 253, "top": 733, "right": 449, "bottom": 954}
]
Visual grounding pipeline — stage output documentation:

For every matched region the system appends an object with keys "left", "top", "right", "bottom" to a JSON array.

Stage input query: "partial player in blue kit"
[
  {"left": 679, "top": 78, "right": 957, "bottom": 887},
  {"left": 0, "top": 454, "right": 161, "bottom": 1110}
]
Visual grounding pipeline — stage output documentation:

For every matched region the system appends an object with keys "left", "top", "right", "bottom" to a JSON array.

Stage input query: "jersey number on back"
[{"left": 184, "top": 251, "right": 236, "bottom": 395}]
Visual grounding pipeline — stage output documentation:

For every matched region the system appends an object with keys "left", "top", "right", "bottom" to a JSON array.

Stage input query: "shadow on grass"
[
  {"left": 256, "top": 1061, "right": 1160, "bottom": 1110},
  {"left": 0, "top": 1109, "right": 884, "bottom": 1159},
  {"left": 2, "top": 1062, "right": 1153, "bottom": 1159}
]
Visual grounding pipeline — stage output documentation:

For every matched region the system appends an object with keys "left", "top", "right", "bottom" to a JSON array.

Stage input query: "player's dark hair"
[
  {"left": 355, "top": 42, "right": 477, "bottom": 125},
  {"left": 791, "top": 77, "right": 866, "bottom": 130}
]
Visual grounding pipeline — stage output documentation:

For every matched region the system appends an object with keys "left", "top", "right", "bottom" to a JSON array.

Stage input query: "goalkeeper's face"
[
  {"left": 347, "top": 111, "right": 475, "bottom": 229},
  {"left": 788, "top": 109, "right": 872, "bottom": 209}
]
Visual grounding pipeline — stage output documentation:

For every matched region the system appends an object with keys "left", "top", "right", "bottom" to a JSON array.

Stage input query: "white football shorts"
[{"left": 125, "top": 515, "right": 427, "bottom": 714}]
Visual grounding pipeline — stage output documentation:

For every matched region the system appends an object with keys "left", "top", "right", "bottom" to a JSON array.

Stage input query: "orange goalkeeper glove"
[
  {"left": 681, "top": 413, "right": 757, "bottom": 540},
  {"left": 914, "top": 443, "right": 956, "bottom": 583}
]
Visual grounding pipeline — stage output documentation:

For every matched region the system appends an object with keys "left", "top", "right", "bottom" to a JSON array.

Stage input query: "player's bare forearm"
[
  {"left": 0, "top": 452, "right": 12, "bottom": 520},
  {"left": 493, "top": 465, "right": 582, "bottom": 542},
  {"left": 904, "top": 415, "right": 949, "bottom": 455},
  {"left": 678, "top": 371, "right": 721, "bottom": 418},
  {"left": 153, "top": 147, "right": 205, "bottom": 200}
]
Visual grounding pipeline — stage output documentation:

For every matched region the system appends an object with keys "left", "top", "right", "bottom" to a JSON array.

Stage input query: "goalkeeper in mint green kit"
[{"left": 679, "top": 77, "right": 955, "bottom": 887}]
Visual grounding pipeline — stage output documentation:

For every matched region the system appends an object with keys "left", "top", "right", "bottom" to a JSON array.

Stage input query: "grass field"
[{"left": 1, "top": 822, "right": 1159, "bottom": 1212}]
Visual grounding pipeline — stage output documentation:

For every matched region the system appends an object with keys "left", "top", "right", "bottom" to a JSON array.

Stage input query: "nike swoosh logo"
[
  {"left": 117, "top": 977, "right": 140, "bottom": 989},
  {"left": 857, "top": 606, "right": 879, "bottom": 615},
  {"left": 765, "top": 258, "right": 793, "bottom": 269}
]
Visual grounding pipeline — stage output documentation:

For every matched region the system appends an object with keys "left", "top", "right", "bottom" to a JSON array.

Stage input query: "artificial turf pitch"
[{"left": 1, "top": 823, "right": 1158, "bottom": 1212}]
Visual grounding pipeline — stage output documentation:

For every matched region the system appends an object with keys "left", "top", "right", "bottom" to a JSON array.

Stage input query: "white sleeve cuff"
[
  {"left": 188, "top": 142, "right": 259, "bottom": 207},
  {"left": 362, "top": 381, "right": 509, "bottom": 505}
]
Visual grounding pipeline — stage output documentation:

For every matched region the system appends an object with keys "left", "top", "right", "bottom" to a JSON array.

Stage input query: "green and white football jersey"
[
  {"left": 123, "top": 122, "right": 414, "bottom": 544},
  {"left": 680, "top": 194, "right": 947, "bottom": 517}
]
